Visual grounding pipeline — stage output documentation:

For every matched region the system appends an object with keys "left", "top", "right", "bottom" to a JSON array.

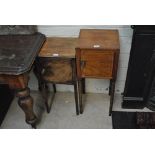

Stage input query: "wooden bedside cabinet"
[
  {"left": 34, "top": 37, "right": 82, "bottom": 115},
  {"left": 76, "top": 29, "right": 120, "bottom": 116}
]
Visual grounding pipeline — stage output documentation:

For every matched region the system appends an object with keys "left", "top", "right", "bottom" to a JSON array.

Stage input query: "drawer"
[
  {"left": 80, "top": 50, "right": 114, "bottom": 78},
  {"left": 39, "top": 58, "right": 73, "bottom": 83}
]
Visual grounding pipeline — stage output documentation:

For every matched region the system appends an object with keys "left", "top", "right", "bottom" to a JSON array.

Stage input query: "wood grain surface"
[
  {"left": 80, "top": 50, "right": 114, "bottom": 78},
  {"left": 76, "top": 29, "right": 120, "bottom": 79},
  {"left": 39, "top": 37, "right": 78, "bottom": 58},
  {"left": 77, "top": 29, "right": 120, "bottom": 50},
  {"left": 41, "top": 59, "right": 73, "bottom": 83}
]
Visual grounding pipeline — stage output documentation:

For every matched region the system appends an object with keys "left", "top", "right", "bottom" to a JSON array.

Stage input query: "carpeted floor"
[{"left": 0, "top": 92, "right": 152, "bottom": 129}]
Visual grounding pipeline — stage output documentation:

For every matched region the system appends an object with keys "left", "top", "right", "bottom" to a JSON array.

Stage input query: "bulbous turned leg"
[{"left": 16, "top": 87, "right": 37, "bottom": 128}]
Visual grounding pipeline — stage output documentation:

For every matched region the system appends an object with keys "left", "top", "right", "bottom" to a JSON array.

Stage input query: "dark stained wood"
[
  {"left": 76, "top": 29, "right": 120, "bottom": 116},
  {"left": 78, "top": 79, "right": 83, "bottom": 114},
  {"left": 109, "top": 80, "right": 116, "bottom": 115},
  {"left": 81, "top": 78, "right": 86, "bottom": 94},
  {"left": 0, "top": 33, "right": 45, "bottom": 75},
  {"left": 0, "top": 74, "right": 28, "bottom": 89},
  {"left": 0, "top": 32, "right": 45, "bottom": 128},
  {"left": 74, "top": 82, "right": 79, "bottom": 115},
  {"left": 53, "top": 84, "right": 57, "bottom": 93},
  {"left": 76, "top": 48, "right": 82, "bottom": 80},
  {"left": 39, "top": 37, "right": 78, "bottom": 58}
]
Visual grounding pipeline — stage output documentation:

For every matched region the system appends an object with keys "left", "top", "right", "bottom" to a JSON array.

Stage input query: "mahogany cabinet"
[{"left": 76, "top": 29, "right": 120, "bottom": 115}]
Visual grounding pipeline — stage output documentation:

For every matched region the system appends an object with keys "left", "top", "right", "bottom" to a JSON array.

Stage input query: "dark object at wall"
[
  {"left": 0, "top": 25, "right": 37, "bottom": 35},
  {"left": 147, "top": 75, "right": 155, "bottom": 110},
  {"left": 0, "top": 84, "right": 14, "bottom": 126},
  {"left": 112, "top": 111, "right": 155, "bottom": 129},
  {"left": 112, "top": 111, "right": 137, "bottom": 129},
  {"left": 122, "top": 25, "right": 155, "bottom": 109}
]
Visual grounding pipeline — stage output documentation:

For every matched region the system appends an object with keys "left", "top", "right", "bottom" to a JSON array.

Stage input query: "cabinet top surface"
[
  {"left": 77, "top": 29, "right": 120, "bottom": 50},
  {"left": 39, "top": 37, "right": 78, "bottom": 58}
]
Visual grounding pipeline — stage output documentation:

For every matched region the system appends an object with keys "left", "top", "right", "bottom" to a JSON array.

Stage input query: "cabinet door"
[{"left": 80, "top": 50, "right": 114, "bottom": 79}]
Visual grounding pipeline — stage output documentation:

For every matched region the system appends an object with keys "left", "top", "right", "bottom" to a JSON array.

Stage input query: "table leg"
[
  {"left": 78, "top": 80, "right": 83, "bottom": 114},
  {"left": 42, "top": 83, "right": 50, "bottom": 113},
  {"left": 53, "top": 84, "right": 57, "bottom": 93},
  {"left": 74, "top": 81, "right": 79, "bottom": 115},
  {"left": 109, "top": 80, "right": 116, "bottom": 116},
  {"left": 82, "top": 78, "right": 86, "bottom": 94},
  {"left": 42, "top": 83, "right": 55, "bottom": 113},
  {"left": 34, "top": 61, "right": 56, "bottom": 113},
  {"left": 109, "top": 79, "right": 112, "bottom": 96},
  {"left": 16, "top": 87, "right": 37, "bottom": 128}
]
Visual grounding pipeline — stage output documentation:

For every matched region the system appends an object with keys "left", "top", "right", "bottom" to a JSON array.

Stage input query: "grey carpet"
[{"left": 0, "top": 92, "right": 151, "bottom": 129}]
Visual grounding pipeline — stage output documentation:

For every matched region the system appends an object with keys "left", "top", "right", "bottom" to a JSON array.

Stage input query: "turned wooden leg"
[
  {"left": 109, "top": 80, "right": 116, "bottom": 116},
  {"left": 78, "top": 80, "right": 83, "bottom": 114},
  {"left": 16, "top": 87, "right": 37, "bottom": 128},
  {"left": 74, "top": 81, "right": 79, "bottom": 115}
]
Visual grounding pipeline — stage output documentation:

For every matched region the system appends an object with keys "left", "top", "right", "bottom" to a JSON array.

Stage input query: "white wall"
[{"left": 29, "top": 25, "right": 133, "bottom": 94}]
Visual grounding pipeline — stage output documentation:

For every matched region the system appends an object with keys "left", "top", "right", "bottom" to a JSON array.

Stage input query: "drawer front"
[
  {"left": 80, "top": 50, "right": 114, "bottom": 78},
  {"left": 40, "top": 59, "right": 73, "bottom": 83}
]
